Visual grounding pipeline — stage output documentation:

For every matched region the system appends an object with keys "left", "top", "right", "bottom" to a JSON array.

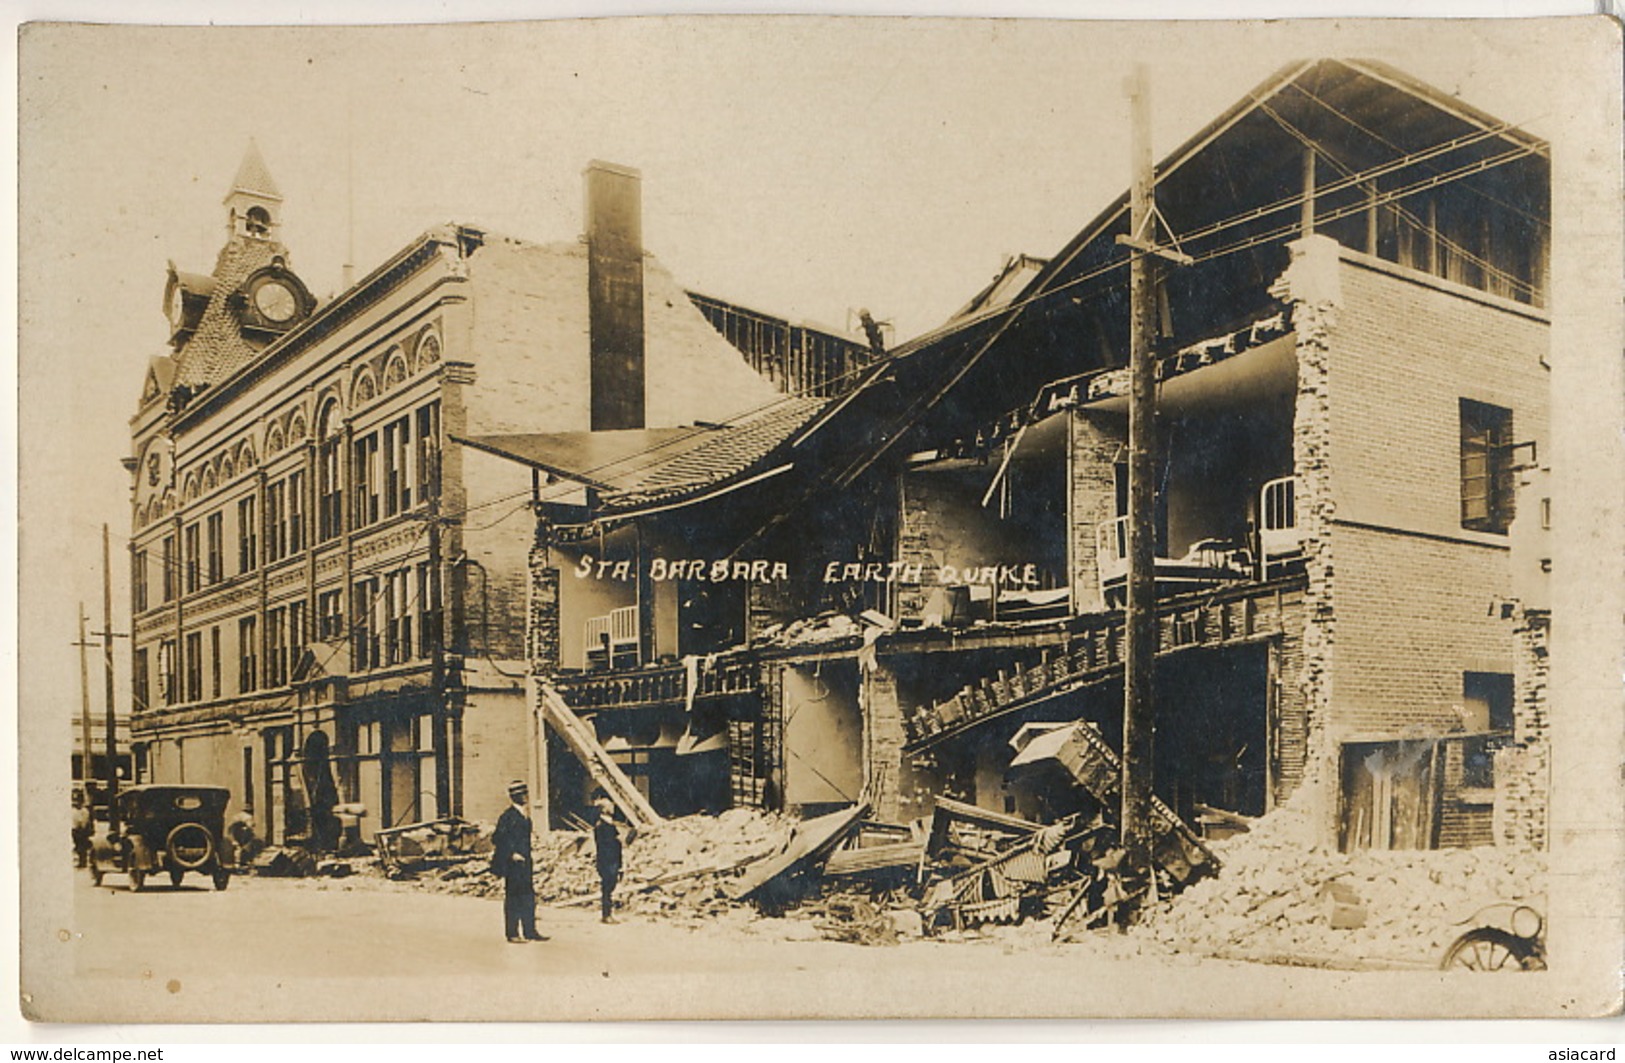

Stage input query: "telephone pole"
[
  {"left": 74, "top": 606, "right": 95, "bottom": 792},
  {"left": 1121, "top": 64, "right": 1159, "bottom": 880},
  {"left": 99, "top": 525, "right": 124, "bottom": 834}
]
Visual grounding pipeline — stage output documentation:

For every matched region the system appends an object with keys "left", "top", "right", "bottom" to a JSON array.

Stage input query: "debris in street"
[
  {"left": 374, "top": 817, "right": 491, "bottom": 877},
  {"left": 1131, "top": 800, "right": 1548, "bottom": 967}
]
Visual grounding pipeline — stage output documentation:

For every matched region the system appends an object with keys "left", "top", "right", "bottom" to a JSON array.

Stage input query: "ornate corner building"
[{"left": 125, "top": 148, "right": 862, "bottom": 847}]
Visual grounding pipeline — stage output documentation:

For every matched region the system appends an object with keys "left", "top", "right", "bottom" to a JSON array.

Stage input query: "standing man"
[
  {"left": 491, "top": 780, "right": 546, "bottom": 943},
  {"left": 71, "top": 789, "right": 92, "bottom": 869},
  {"left": 591, "top": 792, "right": 624, "bottom": 924}
]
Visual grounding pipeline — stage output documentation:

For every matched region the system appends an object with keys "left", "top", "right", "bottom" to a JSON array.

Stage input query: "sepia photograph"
[{"left": 13, "top": 10, "right": 1623, "bottom": 1027}]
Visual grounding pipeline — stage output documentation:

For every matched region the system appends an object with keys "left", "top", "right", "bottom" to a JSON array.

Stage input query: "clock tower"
[{"left": 157, "top": 141, "right": 314, "bottom": 398}]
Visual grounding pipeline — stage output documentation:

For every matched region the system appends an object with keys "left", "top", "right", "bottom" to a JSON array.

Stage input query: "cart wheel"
[
  {"left": 212, "top": 870, "right": 230, "bottom": 891},
  {"left": 129, "top": 868, "right": 146, "bottom": 892},
  {"left": 1441, "top": 928, "right": 1540, "bottom": 972},
  {"left": 169, "top": 868, "right": 185, "bottom": 888}
]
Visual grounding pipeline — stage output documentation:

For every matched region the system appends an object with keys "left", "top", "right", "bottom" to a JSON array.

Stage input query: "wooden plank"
[{"left": 537, "top": 681, "right": 661, "bottom": 830}]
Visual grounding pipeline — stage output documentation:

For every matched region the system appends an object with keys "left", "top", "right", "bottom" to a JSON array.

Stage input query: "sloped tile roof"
[
  {"left": 171, "top": 235, "right": 283, "bottom": 389},
  {"left": 603, "top": 395, "right": 827, "bottom": 510},
  {"left": 459, "top": 394, "right": 828, "bottom": 517}
]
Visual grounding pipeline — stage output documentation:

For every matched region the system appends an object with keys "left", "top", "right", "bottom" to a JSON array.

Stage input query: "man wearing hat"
[{"left": 491, "top": 779, "right": 546, "bottom": 943}]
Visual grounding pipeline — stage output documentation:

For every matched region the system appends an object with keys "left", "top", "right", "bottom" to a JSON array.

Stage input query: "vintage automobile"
[
  {"left": 1440, "top": 901, "right": 1546, "bottom": 971},
  {"left": 89, "top": 785, "right": 233, "bottom": 891}
]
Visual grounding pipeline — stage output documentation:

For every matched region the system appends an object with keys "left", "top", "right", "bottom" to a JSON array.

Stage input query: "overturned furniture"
[{"left": 1007, "top": 720, "right": 1218, "bottom": 887}]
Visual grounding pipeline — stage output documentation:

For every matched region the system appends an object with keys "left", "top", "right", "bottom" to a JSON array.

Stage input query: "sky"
[{"left": 13, "top": 14, "right": 1588, "bottom": 734}]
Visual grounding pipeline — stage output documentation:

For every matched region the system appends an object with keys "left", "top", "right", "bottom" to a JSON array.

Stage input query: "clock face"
[
  {"left": 165, "top": 284, "right": 182, "bottom": 327},
  {"left": 254, "top": 280, "right": 299, "bottom": 324}
]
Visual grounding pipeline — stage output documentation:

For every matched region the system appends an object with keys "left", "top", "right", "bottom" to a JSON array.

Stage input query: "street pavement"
[{"left": 61, "top": 865, "right": 1367, "bottom": 1023}]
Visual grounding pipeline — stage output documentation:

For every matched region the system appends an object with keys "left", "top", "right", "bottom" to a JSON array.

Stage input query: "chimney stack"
[{"left": 585, "top": 161, "right": 646, "bottom": 431}]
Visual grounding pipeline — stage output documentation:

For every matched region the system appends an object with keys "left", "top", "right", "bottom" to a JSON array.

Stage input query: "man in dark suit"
[
  {"left": 591, "top": 793, "right": 624, "bottom": 924},
  {"left": 491, "top": 779, "right": 546, "bottom": 943}
]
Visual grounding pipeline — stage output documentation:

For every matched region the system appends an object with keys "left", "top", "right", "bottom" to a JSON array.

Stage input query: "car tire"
[{"left": 165, "top": 824, "right": 214, "bottom": 870}]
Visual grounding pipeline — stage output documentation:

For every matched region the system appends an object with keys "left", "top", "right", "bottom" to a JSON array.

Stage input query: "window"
[
  {"left": 318, "top": 589, "right": 344, "bottom": 641},
  {"left": 205, "top": 513, "right": 224, "bottom": 584},
  {"left": 238, "top": 497, "right": 258, "bottom": 573},
  {"left": 159, "top": 639, "right": 177, "bottom": 706},
  {"left": 385, "top": 569, "right": 412, "bottom": 665},
  {"left": 1461, "top": 671, "right": 1515, "bottom": 788},
  {"left": 161, "top": 534, "right": 177, "bottom": 602},
  {"left": 384, "top": 416, "right": 413, "bottom": 516},
  {"left": 289, "top": 600, "right": 307, "bottom": 679},
  {"left": 184, "top": 631, "right": 203, "bottom": 702},
  {"left": 266, "top": 607, "right": 288, "bottom": 687},
  {"left": 352, "top": 577, "right": 380, "bottom": 671},
  {"left": 1461, "top": 399, "right": 1515, "bottom": 534},
  {"left": 183, "top": 523, "right": 200, "bottom": 594},
  {"left": 416, "top": 402, "right": 441, "bottom": 498},
  {"left": 132, "top": 648, "right": 149, "bottom": 713},
  {"left": 265, "top": 480, "right": 286, "bottom": 563},
  {"left": 287, "top": 471, "right": 306, "bottom": 554},
  {"left": 318, "top": 400, "right": 344, "bottom": 543},
  {"left": 210, "top": 626, "right": 222, "bottom": 699},
  {"left": 319, "top": 434, "right": 344, "bottom": 542},
  {"left": 416, "top": 560, "right": 440, "bottom": 659},
  {"left": 132, "top": 550, "right": 148, "bottom": 613},
  {"left": 351, "top": 432, "right": 380, "bottom": 528},
  {"left": 238, "top": 616, "right": 258, "bottom": 693}
]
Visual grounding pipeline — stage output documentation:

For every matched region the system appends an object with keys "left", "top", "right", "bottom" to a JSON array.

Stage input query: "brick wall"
[
  {"left": 1494, "top": 611, "right": 1550, "bottom": 850},
  {"left": 459, "top": 688, "right": 530, "bottom": 825},
  {"left": 1331, "top": 525, "right": 1513, "bottom": 735},
  {"left": 1278, "top": 238, "right": 1551, "bottom": 842},
  {"left": 462, "top": 238, "right": 779, "bottom": 438},
  {"left": 1328, "top": 254, "right": 1549, "bottom": 539},
  {"left": 1068, "top": 411, "right": 1122, "bottom": 614}
]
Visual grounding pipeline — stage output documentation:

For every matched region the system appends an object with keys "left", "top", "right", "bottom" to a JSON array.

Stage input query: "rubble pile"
[
  {"left": 407, "top": 808, "right": 795, "bottom": 923},
  {"left": 1133, "top": 804, "right": 1547, "bottom": 968}
]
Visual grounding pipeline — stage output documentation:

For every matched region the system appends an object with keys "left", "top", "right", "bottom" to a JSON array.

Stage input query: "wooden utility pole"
[
  {"left": 100, "top": 525, "right": 122, "bottom": 834},
  {"left": 1122, "top": 64, "right": 1159, "bottom": 877},
  {"left": 75, "top": 605, "right": 95, "bottom": 792}
]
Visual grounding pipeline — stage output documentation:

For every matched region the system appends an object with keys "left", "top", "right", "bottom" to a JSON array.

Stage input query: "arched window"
[
  {"left": 382, "top": 349, "right": 409, "bottom": 389},
  {"left": 182, "top": 474, "right": 200, "bottom": 503},
  {"left": 221, "top": 454, "right": 235, "bottom": 481},
  {"left": 237, "top": 441, "right": 257, "bottom": 470},
  {"left": 415, "top": 330, "right": 441, "bottom": 369},
  {"left": 351, "top": 369, "right": 378, "bottom": 408},
  {"left": 287, "top": 410, "right": 308, "bottom": 444},
  {"left": 266, "top": 424, "right": 285, "bottom": 456},
  {"left": 317, "top": 399, "right": 344, "bottom": 543},
  {"left": 246, "top": 206, "right": 271, "bottom": 237},
  {"left": 202, "top": 466, "right": 217, "bottom": 492}
]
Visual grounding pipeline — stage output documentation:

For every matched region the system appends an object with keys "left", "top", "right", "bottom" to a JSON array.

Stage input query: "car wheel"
[
  {"left": 1441, "top": 927, "right": 1541, "bottom": 972},
  {"left": 129, "top": 868, "right": 146, "bottom": 892},
  {"left": 165, "top": 824, "right": 214, "bottom": 870},
  {"left": 213, "top": 870, "right": 230, "bottom": 891}
]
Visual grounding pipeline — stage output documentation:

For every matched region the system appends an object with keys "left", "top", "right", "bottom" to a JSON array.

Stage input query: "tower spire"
[{"left": 223, "top": 139, "right": 283, "bottom": 239}]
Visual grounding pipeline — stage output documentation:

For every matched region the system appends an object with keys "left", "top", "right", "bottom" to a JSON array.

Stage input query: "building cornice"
[{"left": 168, "top": 225, "right": 482, "bottom": 432}]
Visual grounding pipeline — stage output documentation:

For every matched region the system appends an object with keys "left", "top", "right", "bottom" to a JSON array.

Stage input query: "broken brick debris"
[{"left": 1130, "top": 800, "right": 1547, "bottom": 968}]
